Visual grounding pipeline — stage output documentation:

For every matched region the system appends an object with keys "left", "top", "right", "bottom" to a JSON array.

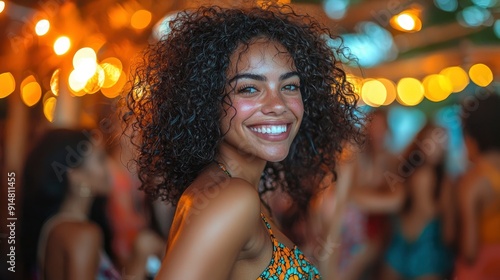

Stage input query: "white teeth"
[{"left": 250, "top": 125, "right": 287, "bottom": 134}]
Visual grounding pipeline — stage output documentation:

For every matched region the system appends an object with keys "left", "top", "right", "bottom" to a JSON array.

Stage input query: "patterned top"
[{"left": 257, "top": 213, "right": 322, "bottom": 280}]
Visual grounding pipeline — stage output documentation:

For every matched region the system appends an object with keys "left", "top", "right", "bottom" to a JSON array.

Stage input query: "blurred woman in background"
[
  {"left": 455, "top": 91, "right": 500, "bottom": 280},
  {"left": 382, "top": 124, "right": 455, "bottom": 280},
  {"left": 20, "top": 128, "right": 120, "bottom": 280}
]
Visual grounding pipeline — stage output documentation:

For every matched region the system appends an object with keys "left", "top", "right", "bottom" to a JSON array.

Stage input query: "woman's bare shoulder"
[
  {"left": 178, "top": 176, "right": 262, "bottom": 226},
  {"left": 49, "top": 220, "right": 102, "bottom": 251}
]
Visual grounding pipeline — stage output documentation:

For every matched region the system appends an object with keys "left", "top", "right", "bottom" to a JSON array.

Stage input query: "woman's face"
[
  {"left": 220, "top": 39, "right": 304, "bottom": 162},
  {"left": 81, "top": 145, "right": 111, "bottom": 196}
]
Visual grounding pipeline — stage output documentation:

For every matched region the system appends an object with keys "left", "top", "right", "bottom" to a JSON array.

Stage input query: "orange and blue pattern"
[{"left": 257, "top": 213, "right": 322, "bottom": 280}]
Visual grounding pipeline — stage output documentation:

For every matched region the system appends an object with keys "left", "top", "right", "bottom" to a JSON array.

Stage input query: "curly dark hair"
[
  {"left": 461, "top": 89, "right": 500, "bottom": 153},
  {"left": 124, "top": 4, "right": 362, "bottom": 208}
]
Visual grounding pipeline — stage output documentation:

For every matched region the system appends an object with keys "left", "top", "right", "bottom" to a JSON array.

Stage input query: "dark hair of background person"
[
  {"left": 19, "top": 128, "right": 113, "bottom": 277},
  {"left": 461, "top": 90, "right": 500, "bottom": 153},
  {"left": 399, "top": 124, "right": 446, "bottom": 214},
  {"left": 123, "top": 4, "right": 363, "bottom": 210}
]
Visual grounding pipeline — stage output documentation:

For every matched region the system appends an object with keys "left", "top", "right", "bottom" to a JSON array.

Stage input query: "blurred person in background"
[
  {"left": 455, "top": 91, "right": 500, "bottom": 279},
  {"left": 20, "top": 128, "right": 121, "bottom": 280},
  {"left": 106, "top": 129, "right": 166, "bottom": 278},
  {"left": 381, "top": 124, "right": 455, "bottom": 280},
  {"left": 336, "top": 109, "right": 404, "bottom": 280}
]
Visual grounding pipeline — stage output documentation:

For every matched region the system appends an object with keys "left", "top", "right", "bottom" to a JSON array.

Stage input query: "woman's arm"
[
  {"left": 156, "top": 179, "right": 261, "bottom": 280},
  {"left": 65, "top": 223, "right": 102, "bottom": 280}
]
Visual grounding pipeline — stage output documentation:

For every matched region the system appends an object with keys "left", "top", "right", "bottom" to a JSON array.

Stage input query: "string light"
[
  {"left": 0, "top": 72, "right": 16, "bottom": 98},
  {"left": 54, "top": 36, "right": 71, "bottom": 55},
  {"left": 469, "top": 63, "right": 493, "bottom": 87},
  {"left": 397, "top": 78, "right": 424, "bottom": 106},
  {"left": 131, "top": 9, "right": 152, "bottom": 30},
  {"left": 35, "top": 19, "right": 50, "bottom": 36}
]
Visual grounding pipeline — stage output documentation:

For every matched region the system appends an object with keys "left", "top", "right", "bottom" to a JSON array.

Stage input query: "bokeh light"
[
  {"left": 391, "top": 10, "right": 422, "bottom": 32},
  {"left": 84, "top": 65, "right": 105, "bottom": 94},
  {"left": 0, "top": 1, "right": 5, "bottom": 14},
  {"left": 494, "top": 20, "right": 500, "bottom": 39},
  {"left": 440, "top": 66, "right": 469, "bottom": 92},
  {"left": 434, "top": 0, "right": 458, "bottom": 12},
  {"left": 423, "top": 74, "right": 453, "bottom": 102},
  {"left": 131, "top": 9, "right": 152, "bottom": 30},
  {"left": 73, "top": 47, "right": 97, "bottom": 70},
  {"left": 43, "top": 97, "right": 57, "bottom": 122},
  {"left": 397, "top": 78, "right": 424, "bottom": 106},
  {"left": 100, "top": 57, "right": 123, "bottom": 88},
  {"left": 68, "top": 69, "right": 87, "bottom": 94},
  {"left": 101, "top": 71, "right": 126, "bottom": 98},
  {"left": 458, "top": 6, "right": 491, "bottom": 27},
  {"left": 323, "top": 0, "right": 350, "bottom": 20},
  {"left": 0, "top": 72, "right": 16, "bottom": 98},
  {"left": 378, "top": 78, "right": 397, "bottom": 105},
  {"left": 50, "top": 69, "right": 60, "bottom": 96},
  {"left": 21, "top": 75, "right": 36, "bottom": 88},
  {"left": 469, "top": 63, "right": 493, "bottom": 87},
  {"left": 361, "top": 79, "right": 386, "bottom": 107},
  {"left": 53, "top": 36, "right": 71, "bottom": 55},
  {"left": 35, "top": 19, "right": 50, "bottom": 36},
  {"left": 472, "top": 0, "right": 497, "bottom": 8},
  {"left": 21, "top": 82, "right": 42, "bottom": 107}
]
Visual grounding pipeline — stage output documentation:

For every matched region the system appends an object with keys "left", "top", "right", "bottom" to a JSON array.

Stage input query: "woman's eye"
[
  {"left": 238, "top": 86, "right": 258, "bottom": 94},
  {"left": 282, "top": 84, "right": 300, "bottom": 91}
]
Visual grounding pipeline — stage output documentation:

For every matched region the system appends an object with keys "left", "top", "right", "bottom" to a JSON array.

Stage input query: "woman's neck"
[
  {"left": 217, "top": 146, "right": 267, "bottom": 189},
  {"left": 58, "top": 193, "right": 93, "bottom": 221}
]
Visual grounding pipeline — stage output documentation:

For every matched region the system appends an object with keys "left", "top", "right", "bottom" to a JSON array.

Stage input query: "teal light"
[{"left": 434, "top": 0, "right": 458, "bottom": 12}]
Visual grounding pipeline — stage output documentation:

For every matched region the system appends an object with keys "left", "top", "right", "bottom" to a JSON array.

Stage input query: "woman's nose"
[{"left": 261, "top": 89, "right": 286, "bottom": 115}]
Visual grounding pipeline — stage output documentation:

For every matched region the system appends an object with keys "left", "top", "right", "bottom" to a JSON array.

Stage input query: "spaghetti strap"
[{"left": 260, "top": 213, "right": 276, "bottom": 239}]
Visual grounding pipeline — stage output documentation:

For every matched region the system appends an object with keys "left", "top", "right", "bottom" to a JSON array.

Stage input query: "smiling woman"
[{"left": 123, "top": 3, "right": 362, "bottom": 279}]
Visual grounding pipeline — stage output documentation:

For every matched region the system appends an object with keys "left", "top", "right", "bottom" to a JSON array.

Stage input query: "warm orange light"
[
  {"left": 73, "top": 47, "right": 97, "bottom": 80},
  {"left": 101, "top": 57, "right": 123, "bottom": 88},
  {"left": 390, "top": 10, "right": 422, "bottom": 32},
  {"left": 101, "top": 71, "right": 126, "bottom": 98},
  {"left": 378, "top": 78, "right": 397, "bottom": 105},
  {"left": 131, "top": 9, "right": 152, "bottom": 30},
  {"left": 54, "top": 36, "right": 71, "bottom": 55},
  {"left": 0, "top": 1, "right": 5, "bottom": 14},
  {"left": 50, "top": 69, "right": 60, "bottom": 96},
  {"left": 0, "top": 72, "right": 16, "bottom": 98},
  {"left": 84, "top": 65, "right": 105, "bottom": 94},
  {"left": 397, "top": 77, "right": 424, "bottom": 106},
  {"left": 469, "top": 63, "right": 493, "bottom": 87},
  {"left": 361, "top": 79, "right": 386, "bottom": 107},
  {"left": 440, "top": 66, "right": 469, "bottom": 92},
  {"left": 35, "top": 19, "right": 50, "bottom": 36},
  {"left": 68, "top": 69, "right": 87, "bottom": 94},
  {"left": 21, "top": 75, "right": 36, "bottom": 89},
  {"left": 21, "top": 82, "right": 42, "bottom": 107},
  {"left": 423, "top": 74, "right": 452, "bottom": 102},
  {"left": 108, "top": 4, "right": 129, "bottom": 29},
  {"left": 44, "top": 96, "right": 57, "bottom": 122}
]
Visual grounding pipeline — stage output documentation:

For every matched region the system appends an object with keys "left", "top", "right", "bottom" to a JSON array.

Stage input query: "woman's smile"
[{"left": 220, "top": 38, "right": 304, "bottom": 162}]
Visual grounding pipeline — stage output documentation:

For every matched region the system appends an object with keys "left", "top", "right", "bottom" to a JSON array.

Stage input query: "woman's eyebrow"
[{"left": 228, "top": 71, "right": 299, "bottom": 83}]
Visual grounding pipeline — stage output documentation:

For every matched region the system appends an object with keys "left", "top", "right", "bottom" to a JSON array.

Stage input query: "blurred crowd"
[{"left": 6, "top": 90, "right": 500, "bottom": 280}]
